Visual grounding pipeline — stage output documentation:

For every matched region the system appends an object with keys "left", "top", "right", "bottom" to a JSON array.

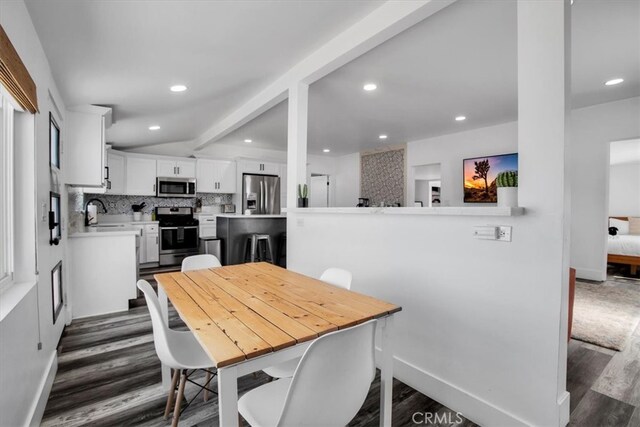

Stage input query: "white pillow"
[{"left": 609, "top": 218, "right": 629, "bottom": 235}]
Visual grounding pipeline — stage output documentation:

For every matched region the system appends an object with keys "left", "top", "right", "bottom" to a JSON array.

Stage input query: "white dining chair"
[
  {"left": 181, "top": 254, "right": 222, "bottom": 272},
  {"left": 263, "top": 267, "right": 353, "bottom": 379},
  {"left": 319, "top": 267, "right": 353, "bottom": 289},
  {"left": 239, "top": 320, "right": 376, "bottom": 427},
  {"left": 137, "top": 280, "right": 216, "bottom": 427}
]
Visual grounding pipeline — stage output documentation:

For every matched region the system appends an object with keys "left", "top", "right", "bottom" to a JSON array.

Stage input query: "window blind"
[{"left": 0, "top": 25, "right": 38, "bottom": 114}]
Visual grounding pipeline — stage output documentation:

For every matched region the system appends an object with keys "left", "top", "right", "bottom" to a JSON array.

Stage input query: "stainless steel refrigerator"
[{"left": 242, "top": 174, "right": 281, "bottom": 215}]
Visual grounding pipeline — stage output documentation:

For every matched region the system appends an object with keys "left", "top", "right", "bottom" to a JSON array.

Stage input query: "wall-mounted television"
[{"left": 463, "top": 153, "right": 518, "bottom": 203}]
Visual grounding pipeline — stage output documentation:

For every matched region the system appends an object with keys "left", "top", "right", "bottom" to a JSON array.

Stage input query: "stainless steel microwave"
[{"left": 156, "top": 177, "right": 196, "bottom": 198}]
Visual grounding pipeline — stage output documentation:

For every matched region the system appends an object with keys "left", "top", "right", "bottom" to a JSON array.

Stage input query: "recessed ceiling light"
[
  {"left": 605, "top": 78, "right": 624, "bottom": 86},
  {"left": 379, "top": 134, "right": 388, "bottom": 140},
  {"left": 363, "top": 83, "right": 377, "bottom": 91},
  {"left": 455, "top": 116, "right": 466, "bottom": 121},
  {"left": 170, "top": 84, "right": 187, "bottom": 92},
  {"left": 323, "top": 149, "right": 331, "bottom": 153},
  {"left": 244, "top": 139, "right": 252, "bottom": 143},
  {"left": 148, "top": 125, "right": 160, "bottom": 130}
]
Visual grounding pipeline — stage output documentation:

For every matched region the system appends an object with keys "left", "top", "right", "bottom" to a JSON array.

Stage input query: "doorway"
[{"left": 309, "top": 174, "right": 330, "bottom": 207}]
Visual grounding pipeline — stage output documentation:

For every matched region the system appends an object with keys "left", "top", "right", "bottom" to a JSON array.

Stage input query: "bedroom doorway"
[{"left": 606, "top": 138, "right": 640, "bottom": 278}]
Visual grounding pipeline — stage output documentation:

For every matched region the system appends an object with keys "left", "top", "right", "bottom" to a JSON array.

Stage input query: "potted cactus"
[
  {"left": 496, "top": 170, "right": 518, "bottom": 207},
  {"left": 297, "top": 184, "right": 309, "bottom": 208}
]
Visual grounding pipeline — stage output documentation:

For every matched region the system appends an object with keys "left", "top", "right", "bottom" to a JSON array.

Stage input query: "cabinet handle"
[
  {"left": 156, "top": 236, "right": 158, "bottom": 244},
  {"left": 153, "top": 184, "right": 156, "bottom": 193},
  {"left": 177, "top": 166, "right": 180, "bottom": 175},
  {"left": 105, "top": 166, "right": 110, "bottom": 180}
]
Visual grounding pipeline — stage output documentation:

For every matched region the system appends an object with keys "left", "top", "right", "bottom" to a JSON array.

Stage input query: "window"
[
  {"left": 50, "top": 112, "right": 60, "bottom": 170},
  {"left": 0, "top": 91, "right": 15, "bottom": 290}
]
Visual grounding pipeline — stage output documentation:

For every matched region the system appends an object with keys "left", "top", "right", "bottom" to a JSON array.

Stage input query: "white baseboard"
[
  {"left": 28, "top": 350, "right": 57, "bottom": 427},
  {"left": 376, "top": 349, "right": 567, "bottom": 427},
  {"left": 574, "top": 267, "right": 606, "bottom": 281},
  {"left": 558, "top": 391, "right": 570, "bottom": 426}
]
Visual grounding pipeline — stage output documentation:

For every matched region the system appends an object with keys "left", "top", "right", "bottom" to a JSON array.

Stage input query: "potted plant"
[
  {"left": 496, "top": 171, "right": 518, "bottom": 207},
  {"left": 297, "top": 184, "right": 308, "bottom": 208}
]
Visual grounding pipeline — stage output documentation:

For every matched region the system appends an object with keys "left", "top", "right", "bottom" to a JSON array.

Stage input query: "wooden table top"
[{"left": 154, "top": 262, "right": 401, "bottom": 368}]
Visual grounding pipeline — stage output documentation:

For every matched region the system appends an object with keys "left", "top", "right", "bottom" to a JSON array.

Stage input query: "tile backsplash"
[
  {"left": 360, "top": 147, "right": 405, "bottom": 207},
  {"left": 70, "top": 192, "right": 232, "bottom": 215}
]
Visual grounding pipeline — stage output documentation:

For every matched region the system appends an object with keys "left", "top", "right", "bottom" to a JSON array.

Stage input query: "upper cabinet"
[
  {"left": 196, "top": 159, "right": 237, "bottom": 193},
  {"left": 106, "top": 151, "right": 125, "bottom": 194},
  {"left": 66, "top": 106, "right": 112, "bottom": 187},
  {"left": 157, "top": 159, "right": 196, "bottom": 178},
  {"left": 240, "top": 160, "right": 280, "bottom": 176},
  {"left": 126, "top": 157, "right": 157, "bottom": 196}
]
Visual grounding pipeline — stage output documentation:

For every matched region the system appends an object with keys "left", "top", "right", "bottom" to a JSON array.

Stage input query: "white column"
[
  {"left": 517, "top": 1, "right": 571, "bottom": 425},
  {"left": 287, "top": 83, "right": 309, "bottom": 208}
]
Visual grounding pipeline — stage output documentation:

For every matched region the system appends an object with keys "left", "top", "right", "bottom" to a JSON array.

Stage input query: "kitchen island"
[
  {"left": 68, "top": 226, "right": 140, "bottom": 318},
  {"left": 216, "top": 214, "right": 286, "bottom": 265}
]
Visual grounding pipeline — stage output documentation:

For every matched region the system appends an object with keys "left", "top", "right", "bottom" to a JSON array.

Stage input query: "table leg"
[
  {"left": 218, "top": 365, "right": 239, "bottom": 427},
  {"left": 158, "top": 286, "right": 171, "bottom": 388},
  {"left": 379, "top": 316, "right": 394, "bottom": 427}
]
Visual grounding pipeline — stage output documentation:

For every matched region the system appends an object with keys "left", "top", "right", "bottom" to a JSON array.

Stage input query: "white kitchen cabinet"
[
  {"left": 157, "top": 159, "right": 196, "bottom": 178},
  {"left": 66, "top": 106, "right": 112, "bottom": 187},
  {"left": 106, "top": 151, "right": 125, "bottom": 194},
  {"left": 239, "top": 160, "right": 280, "bottom": 176},
  {"left": 144, "top": 223, "right": 159, "bottom": 263},
  {"left": 197, "top": 159, "right": 237, "bottom": 193},
  {"left": 126, "top": 157, "right": 157, "bottom": 196}
]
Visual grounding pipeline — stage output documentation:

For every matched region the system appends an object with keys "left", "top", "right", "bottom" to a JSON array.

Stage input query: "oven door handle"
[{"left": 159, "top": 226, "right": 199, "bottom": 230}]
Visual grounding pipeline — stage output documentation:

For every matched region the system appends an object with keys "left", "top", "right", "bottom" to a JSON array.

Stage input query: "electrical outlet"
[{"left": 497, "top": 226, "right": 512, "bottom": 242}]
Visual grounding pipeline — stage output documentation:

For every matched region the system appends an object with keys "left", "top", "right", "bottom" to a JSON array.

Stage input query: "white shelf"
[{"left": 283, "top": 207, "right": 525, "bottom": 216}]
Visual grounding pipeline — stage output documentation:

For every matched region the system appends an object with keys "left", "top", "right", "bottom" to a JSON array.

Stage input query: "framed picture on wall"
[
  {"left": 51, "top": 261, "right": 63, "bottom": 323},
  {"left": 463, "top": 153, "right": 518, "bottom": 203},
  {"left": 50, "top": 112, "right": 60, "bottom": 170}
]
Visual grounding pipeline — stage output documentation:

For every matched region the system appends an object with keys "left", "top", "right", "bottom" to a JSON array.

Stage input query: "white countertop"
[
  {"left": 216, "top": 214, "right": 287, "bottom": 219},
  {"left": 283, "top": 207, "right": 525, "bottom": 216},
  {"left": 69, "top": 226, "right": 143, "bottom": 238}
]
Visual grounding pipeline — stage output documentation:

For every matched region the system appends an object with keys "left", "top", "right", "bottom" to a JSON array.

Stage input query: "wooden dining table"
[{"left": 154, "top": 262, "right": 401, "bottom": 427}]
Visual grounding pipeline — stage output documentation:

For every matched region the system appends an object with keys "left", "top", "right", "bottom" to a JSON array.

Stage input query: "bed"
[{"left": 608, "top": 216, "right": 640, "bottom": 275}]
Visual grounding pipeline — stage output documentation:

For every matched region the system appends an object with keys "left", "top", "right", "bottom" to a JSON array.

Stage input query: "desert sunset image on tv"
[{"left": 463, "top": 153, "right": 518, "bottom": 203}]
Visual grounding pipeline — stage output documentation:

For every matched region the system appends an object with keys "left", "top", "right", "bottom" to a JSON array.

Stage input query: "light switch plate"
[
  {"left": 296, "top": 218, "right": 304, "bottom": 227},
  {"left": 473, "top": 226, "right": 498, "bottom": 240}
]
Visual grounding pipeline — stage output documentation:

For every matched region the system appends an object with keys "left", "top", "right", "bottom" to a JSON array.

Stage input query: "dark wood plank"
[
  {"left": 566, "top": 343, "right": 613, "bottom": 413},
  {"left": 570, "top": 390, "right": 635, "bottom": 427}
]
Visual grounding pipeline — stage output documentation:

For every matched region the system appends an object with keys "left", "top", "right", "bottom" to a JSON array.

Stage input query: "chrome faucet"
[{"left": 84, "top": 198, "right": 107, "bottom": 226}]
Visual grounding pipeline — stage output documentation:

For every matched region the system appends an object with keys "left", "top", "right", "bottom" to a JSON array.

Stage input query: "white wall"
[
  {"left": 609, "top": 161, "right": 640, "bottom": 217},
  {"left": 0, "top": 1, "right": 68, "bottom": 425},
  {"left": 570, "top": 97, "right": 640, "bottom": 280},
  {"left": 407, "top": 122, "right": 518, "bottom": 207},
  {"left": 334, "top": 152, "right": 360, "bottom": 207}
]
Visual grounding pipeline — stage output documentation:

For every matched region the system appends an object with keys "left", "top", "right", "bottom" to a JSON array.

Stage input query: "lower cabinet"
[{"left": 144, "top": 224, "right": 159, "bottom": 263}]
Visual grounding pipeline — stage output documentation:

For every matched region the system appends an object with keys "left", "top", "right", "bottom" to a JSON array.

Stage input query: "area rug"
[{"left": 571, "top": 281, "right": 640, "bottom": 351}]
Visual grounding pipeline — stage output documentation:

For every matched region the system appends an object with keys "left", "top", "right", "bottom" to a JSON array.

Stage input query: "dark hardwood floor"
[{"left": 41, "top": 267, "right": 639, "bottom": 426}]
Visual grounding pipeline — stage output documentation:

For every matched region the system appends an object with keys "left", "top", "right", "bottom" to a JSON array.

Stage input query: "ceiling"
[
  {"left": 24, "top": 0, "right": 383, "bottom": 148},
  {"left": 610, "top": 139, "right": 640, "bottom": 165},
  {"left": 217, "top": 0, "right": 640, "bottom": 156}
]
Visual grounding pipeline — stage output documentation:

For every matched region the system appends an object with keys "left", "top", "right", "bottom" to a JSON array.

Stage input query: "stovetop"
[{"left": 156, "top": 206, "right": 198, "bottom": 227}]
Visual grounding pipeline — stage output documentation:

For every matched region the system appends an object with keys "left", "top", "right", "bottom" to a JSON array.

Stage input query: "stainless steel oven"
[
  {"left": 157, "top": 177, "right": 196, "bottom": 198},
  {"left": 156, "top": 207, "right": 200, "bottom": 266}
]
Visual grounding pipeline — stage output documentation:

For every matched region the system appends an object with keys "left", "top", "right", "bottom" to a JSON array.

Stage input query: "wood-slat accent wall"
[{"left": 0, "top": 24, "right": 38, "bottom": 113}]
